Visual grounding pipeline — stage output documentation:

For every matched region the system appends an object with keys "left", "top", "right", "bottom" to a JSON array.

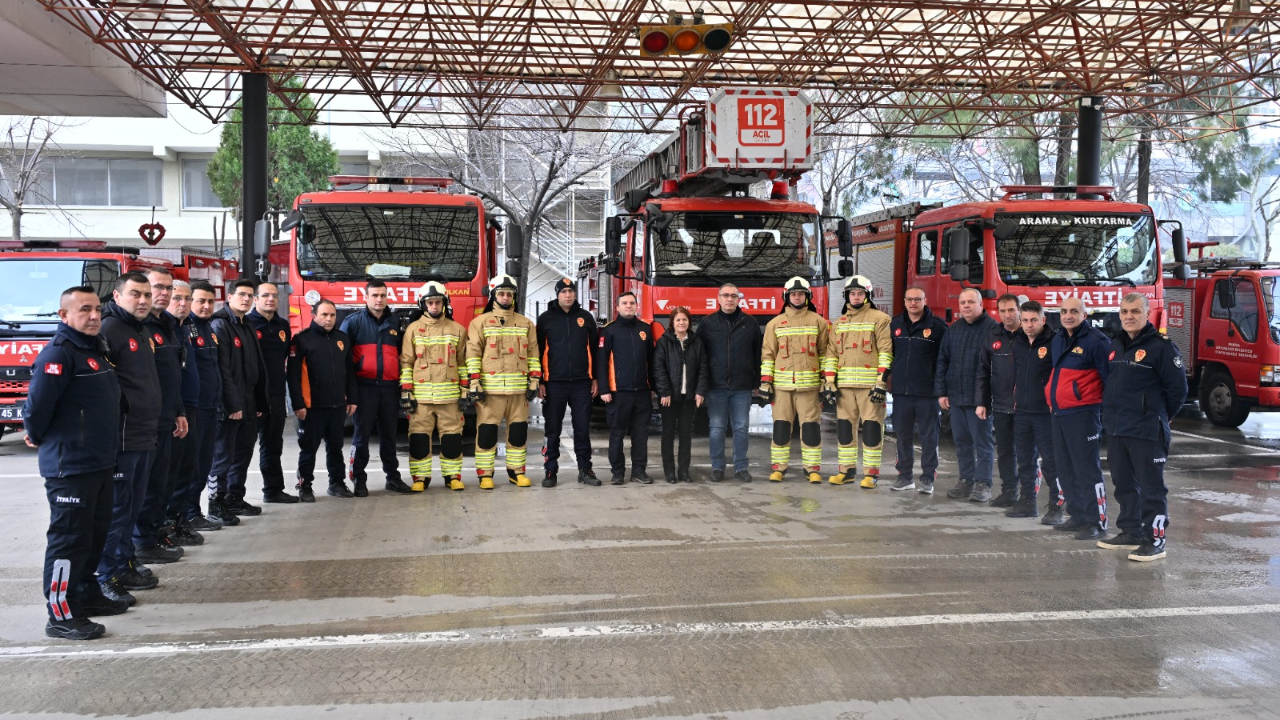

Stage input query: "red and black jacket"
[
  {"left": 1046, "top": 322, "right": 1111, "bottom": 414},
  {"left": 339, "top": 308, "right": 401, "bottom": 387}
]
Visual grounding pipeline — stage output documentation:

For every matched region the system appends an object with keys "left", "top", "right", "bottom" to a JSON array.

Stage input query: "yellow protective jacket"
[
  {"left": 465, "top": 307, "right": 541, "bottom": 394},
  {"left": 761, "top": 306, "right": 829, "bottom": 390},
  {"left": 823, "top": 303, "right": 892, "bottom": 388},
  {"left": 400, "top": 313, "right": 468, "bottom": 403}
]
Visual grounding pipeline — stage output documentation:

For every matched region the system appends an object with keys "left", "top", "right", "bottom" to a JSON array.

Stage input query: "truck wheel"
[{"left": 1200, "top": 371, "right": 1249, "bottom": 428}]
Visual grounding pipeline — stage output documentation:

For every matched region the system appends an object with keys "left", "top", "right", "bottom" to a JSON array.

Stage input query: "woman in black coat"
[{"left": 654, "top": 307, "right": 710, "bottom": 483}]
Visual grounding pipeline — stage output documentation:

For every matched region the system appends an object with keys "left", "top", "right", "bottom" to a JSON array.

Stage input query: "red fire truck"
[
  {"left": 269, "top": 175, "right": 512, "bottom": 334},
  {"left": 0, "top": 240, "right": 238, "bottom": 426},
  {"left": 582, "top": 88, "right": 851, "bottom": 329},
  {"left": 841, "top": 186, "right": 1168, "bottom": 332},
  {"left": 1164, "top": 254, "right": 1280, "bottom": 427}
]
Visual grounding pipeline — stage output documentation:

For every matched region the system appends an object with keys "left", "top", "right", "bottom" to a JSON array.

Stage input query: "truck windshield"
[
  {"left": 994, "top": 213, "right": 1158, "bottom": 287},
  {"left": 1261, "top": 277, "right": 1280, "bottom": 344},
  {"left": 297, "top": 204, "right": 480, "bottom": 282},
  {"left": 0, "top": 259, "right": 119, "bottom": 327},
  {"left": 650, "top": 211, "right": 821, "bottom": 286}
]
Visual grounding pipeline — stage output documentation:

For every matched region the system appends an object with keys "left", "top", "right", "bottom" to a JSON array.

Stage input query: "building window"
[
  {"left": 333, "top": 161, "right": 370, "bottom": 190},
  {"left": 183, "top": 159, "right": 224, "bottom": 209},
  {"left": 42, "top": 157, "right": 163, "bottom": 207}
]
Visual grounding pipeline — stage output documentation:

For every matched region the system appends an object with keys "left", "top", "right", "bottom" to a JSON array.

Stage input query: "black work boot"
[
  {"left": 297, "top": 482, "right": 316, "bottom": 503},
  {"left": 263, "top": 489, "right": 299, "bottom": 504},
  {"left": 98, "top": 576, "right": 136, "bottom": 606},
  {"left": 46, "top": 617, "right": 106, "bottom": 641},
  {"left": 946, "top": 479, "right": 974, "bottom": 499},
  {"left": 1041, "top": 504, "right": 1067, "bottom": 526},
  {"left": 385, "top": 478, "right": 413, "bottom": 495},
  {"left": 207, "top": 495, "right": 240, "bottom": 526},
  {"left": 226, "top": 496, "right": 261, "bottom": 516},
  {"left": 1005, "top": 496, "right": 1040, "bottom": 518},
  {"left": 989, "top": 489, "right": 1019, "bottom": 507},
  {"left": 578, "top": 469, "right": 601, "bottom": 486},
  {"left": 543, "top": 472, "right": 557, "bottom": 488},
  {"left": 328, "top": 481, "right": 355, "bottom": 498}
]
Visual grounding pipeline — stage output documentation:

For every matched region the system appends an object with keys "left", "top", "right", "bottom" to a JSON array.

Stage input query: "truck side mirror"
[
  {"left": 253, "top": 219, "right": 271, "bottom": 256},
  {"left": 505, "top": 259, "right": 522, "bottom": 279},
  {"left": 605, "top": 216, "right": 622, "bottom": 257},
  {"left": 947, "top": 226, "right": 971, "bottom": 282},
  {"left": 1216, "top": 280, "right": 1236, "bottom": 310},
  {"left": 992, "top": 218, "right": 1018, "bottom": 242},
  {"left": 837, "top": 258, "right": 854, "bottom": 277},
  {"left": 604, "top": 256, "right": 620, "bottom": 275},
  {"left": 1171, "top": 227, "right": 1191, "bottom": 281},
  {"left": 837, "top": 219, "right": 853, "bottom": 257},
  {"left": 505, "top": 225, "right": 524, "bottom": 259},
  {"left": 279, "top": 210, "right": 304, "bottom": 232}
]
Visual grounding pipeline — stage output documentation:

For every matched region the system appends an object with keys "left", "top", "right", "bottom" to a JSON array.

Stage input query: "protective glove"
[
  {"left": 526, "top": 377, "right": 540, "bottom": 402},
  {"left": 469, "top": 379, "right": 485, "bottom": 405},
  {"left": 757, "top": 382, "right": 773, "bottom": 405},
  {"left": 870, "top": 386, "right": 887, "bottom": 404},
  {"left": 820, "top": 379, "right": 838, "bottom": 407},
  {"left": 399, "top": 389, "right": 418, "bottom": 415},
  {"left": 458, "top": 395, "right": 473, "bottom": 413}
]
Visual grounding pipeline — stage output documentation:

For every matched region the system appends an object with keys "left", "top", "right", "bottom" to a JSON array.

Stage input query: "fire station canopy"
[{"left": 32, "top": 0, "right": 1280, "bottom": 139}]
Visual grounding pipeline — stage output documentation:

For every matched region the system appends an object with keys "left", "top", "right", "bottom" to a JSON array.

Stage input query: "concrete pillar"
[
  {"left": 1076, "top": 96, "right": 1104, "bottom": 197},
  {"left": 241, "top": 72, "right": 268, "bottom": 278}
]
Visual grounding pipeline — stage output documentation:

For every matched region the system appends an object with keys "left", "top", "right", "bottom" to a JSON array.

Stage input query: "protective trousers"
[
  {"left": 1052, "top": 408, "right": 1107, "bottom": 532},
  {"left": 1013, "top": 412, "right": 1063, "bottom": 507},
  {"left": 350, "top": 385, "right": 402, "bottom": 484},
  {"left": 409, "top": 402, "right": 464, "bottom": 481},
  {"left": 257, "top": 394, "right": 288, "bottom": 494},
  {"left": 542, "top": 379, "right": 593, "bottom": 474},
  {"left": 476, "top": 393, "right": 529, "bottom": 478},
  {"left": 835, "top": 387, "right": 884, "bottom": 475},
  {"left": 771, "top": 389, "right": 821, "bottom": 473},
  {"left": 44, "top": 469, "right": 112, "bottom": 622},
  {"left": 297, "top": 407, "right": 346, "bottom": 486},
  {"left": 1108, "top": 433, "right": 1170, "bottom": 549}
]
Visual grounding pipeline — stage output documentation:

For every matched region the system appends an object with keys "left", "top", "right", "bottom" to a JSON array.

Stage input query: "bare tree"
[
  {"left": 1236, "top": 142, "right": 1280, "bottom": 260},
  {"left": 378, "top": 96, "right": 645, "bottom": 310},
  {"left": 809, "top": 120, "right": 904, "bottom": 216},
  {"left": 0, "top": 117, "right": 64, "bottom": 240}
]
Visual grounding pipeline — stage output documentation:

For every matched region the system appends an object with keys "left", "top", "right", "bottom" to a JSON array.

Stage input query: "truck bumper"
[{"left": 1255, "top": 387, "right": 1280, "bottom": 408}]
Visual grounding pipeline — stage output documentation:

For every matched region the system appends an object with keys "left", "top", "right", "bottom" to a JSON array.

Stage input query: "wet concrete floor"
[{"left": 1, "top": 408, "right": 1279, "bottom": 718}]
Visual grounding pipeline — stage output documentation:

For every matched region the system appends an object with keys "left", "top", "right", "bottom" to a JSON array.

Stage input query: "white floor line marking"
[
  {"left": 4, "top": 603, "right": 1279, "bottom": 659},
  {"left": 1171, "top": 429, "right": 1275, "bottom": 454}
]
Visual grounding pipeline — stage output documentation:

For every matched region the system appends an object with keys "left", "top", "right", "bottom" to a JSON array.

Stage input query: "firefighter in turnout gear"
[
  {"left": 465, "top": 274, "right": 541, "bottom": 489},
  {"left": 824, "top": 275, "right": 893, "bottom": 488},
  {"left": 401, "top": 281, "right": 469, "bottom": 492},
  {"left": 760, "top": 277, "right": 830, "bottom": 483}
]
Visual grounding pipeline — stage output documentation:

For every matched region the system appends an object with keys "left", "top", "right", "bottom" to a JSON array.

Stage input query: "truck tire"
[{"left": 1199, "top": 370, "right": 1250, "bottom": 428}]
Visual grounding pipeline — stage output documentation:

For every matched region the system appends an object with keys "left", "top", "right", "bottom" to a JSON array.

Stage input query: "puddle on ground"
[{"left": 770, "top": 494, "right": 821, "bottom": 514}]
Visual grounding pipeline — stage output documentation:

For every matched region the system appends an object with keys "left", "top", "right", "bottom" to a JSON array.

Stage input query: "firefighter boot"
[
  {"left": 448, "top": 476, "right": 465, "bottom": 491},
  {"left": 479, "top": 475, "right": 495, "bottom": 490},
  {"left": 769, "top": 470, "right": 785, "bottom": 482},
  {"left": 860, "top": 473, "right": 878, "bottom": 489},
  {"left": 411, "top": 477, "right": 428, "bottom": 493},
  {"left": 508, "top": 469, "right": 532, "bottom": 488},
  {"left": 828, "top": 472, "right": 847, "bottom": 485},
  {"left": 808, "top": 471, "right": 822, "bottom": 484}
]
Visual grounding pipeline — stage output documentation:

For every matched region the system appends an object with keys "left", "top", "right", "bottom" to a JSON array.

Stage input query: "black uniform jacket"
[
  {"left": 1102, "top": 323, "right": 1188, "bottom": 442},
  {"left": 596, "top": 315, "right": 655, "bottom": 393},
  {"left": 536, "top": 301, "right": 599, "bottom": 383},
  {"left": 288, "top": 322, "right": 357, "bottom": 411},
  {"left": 23, "top": 323, "right": 121, "bottom": 477},
  {"left": 210, "top": 307, "right": 268, "bottom": 417},
  {"left": 100, "top": 301, "right": 161, "bottom": 451},
  {"left": 247, "top": 308, "right": 292, "bottom": 397},
  {"left": 888, "top": 307, "right": 948, "bottom": 397}
]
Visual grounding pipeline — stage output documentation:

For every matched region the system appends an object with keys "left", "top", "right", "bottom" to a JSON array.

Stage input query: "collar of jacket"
[
  {"left": 148, "top": 310, "right": 178, "bottom": 332},
  {"left": 549, "top": 301, "right": 580, "bottom": 314},
  {"left": 900, "top": 306, "right": 933, "bottom": 327},
  {"left": 1023, "top": 324, "right": 1054, "bottom": 346},
  {"left": 104, "top": 301, "right": 146, "bottom": 330},
  {"left": 308, "top": 320, "right": 336, "bottom": 335},
  {"left": 248, "top": 307, "right": 285, "bottom": 326},
  {"left": 1119, "top": 322, "right": 1158, "bottom": 349},
  {"left": 212, "top": 306, "right": 244, "bottom": 325},
  {"left": 55, "top": 322, "right": 98, "bottom": 349},
  {"left": 488, "top": 306, "right": 516, "bottom": 322},
  {"left": 615, "top": 314, "right": 639, "bottom": 327},
  {"left": 1058, "top": 321, "right": 1095, "bottom": 342},
  {"left": 843, "top": 304, "right": 877, "bottom": 321},
  {"left": 783, "top": 305, "right": 811, "bottom": 319}
]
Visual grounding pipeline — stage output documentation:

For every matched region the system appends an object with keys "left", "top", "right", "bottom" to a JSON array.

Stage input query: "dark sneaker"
[
  {"left": 1041, "top": 505, "right": 1066, "bottom": 526},
  {"left": 187, "top": 514, "right": 223, "bottom": 531},
  {"left": 328, "top": 482, "right": 355, "bottom": 498},
  {"left": 134, "top": 543, "right": 183, "bottom": 564},
  {"left": 74, "top": 583, "right": 129, "bottom": 616},
  {"left": 98, "top": 577, "right": 136, "bottom": 606},
  {"left": 610, "top": 474, "right": 626, "bottom": 486},
  {"left": 353, "top": 481, "right": 369, "bottom": 498},
  {"left": 1073, "top": 525, "right": 1106, "bottom": 541},
  {"left": 711, "top": 469, "right": 725, "bottom": 482},
  {"left": 678, "top": 471, "right": 693, "bottom": 483},
  {"left": 1097, "top": 531, "right": 1143, "bottom": 550},
  {"left": 227, "top": 497, "right": 262, "bottom": 516},
  {"left": 970, "top": 484, "right": 993, "bottom": 503},
  {"left": 385, "top": 478, "right": 413, "bottom": 495},
  {"left": 119, "top": 568, "right": 159, "bottom": 591},
  {"left": 578, "top": 469, "right": 602, "bottom": 487},
  {"left": 542, "top": 473, "right": 557, "bottom": 488},
  {"left": 1128, "top": 543, "right": 1167, "bottom": 562},
  {"left": 263, "top": 490, "right": 299, "bottom": 504},
  {"left": 631, "top": 472, "right": 654, "bottom": 485},
  {"left": 989, "top": 490, "right": 1018, "bottom": 507},
  {"left": 946, "top": 480, "right": 974, "bottom": 499},
  {"left": 170, "top": 523, "right": 204, "bottom": 547},
  {"left": 1005, "top": 498, "right": 1040, "bottom": 518},
  {"left": 297, "top": 484, "right": 316, "bottom": 503},
  {"left": 46, "top": 617, "right": 105, "bottom": 641},
  {"left": 736, "top": 470, "right": 753, "bottom": 483},
  {"left": 208, "top": 498, "right": 240, "bottom": 526},
  {"left": 665, "top": 472, "right": 678, "bottom": 484},
  {"left": 918, "top": 479, "right": 935, "bottom": 495},
  {"left": 1054, "top": 517, "right": 1087, "bottom": 532},
  {"left": 126, "top": 559, "right": 154, "bottom": 579},
  {"left": 891, "top": 477, "right": 915, "bottom": 491}
]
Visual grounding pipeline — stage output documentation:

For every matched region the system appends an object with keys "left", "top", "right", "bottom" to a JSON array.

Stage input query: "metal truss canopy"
[{"left": 34, "top": 0, "right": 1280, "bottom": 139}]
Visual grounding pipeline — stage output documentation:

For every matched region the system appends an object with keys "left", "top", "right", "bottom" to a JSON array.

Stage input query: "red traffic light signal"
[{"left": 638, "top": 23, "right": 734, "bottom": 57}]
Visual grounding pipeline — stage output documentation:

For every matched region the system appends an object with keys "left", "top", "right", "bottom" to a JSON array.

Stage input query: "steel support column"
[
  {"left": 1076, "top": 96, "right": 1104, "bottom": 195},
  {"left": 241, "top": 72, "right": 268, "bottom": 278}
]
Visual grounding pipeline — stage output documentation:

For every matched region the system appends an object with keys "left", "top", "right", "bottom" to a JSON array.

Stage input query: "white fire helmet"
[
  {"left": 783, "top": 276, "right": 812, "bottom": 295},
  {"left": 419, "top": 281, "right": 448, "bottom": 303},
  {"left": 489, "top": 274, "right": 519, "bottom": 294},
  {"left": 845, "top": 275, "right": 873, "bottom": 297}
]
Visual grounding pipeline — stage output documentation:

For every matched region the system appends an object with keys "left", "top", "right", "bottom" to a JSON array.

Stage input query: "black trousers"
[
  {"left": 607, "top": 390, "right": 650, "bottom": 477},
  {"left": 993, "top": 411, "right": 1018, "bottom": 494},
  {"left": 257, "top": 394, "right": 288, "bottom": 493},
  {"left": 350, "top": 384, "right": 401, "bottom": 483},
  {"left": 163, "top": 407, "right": 197, "bottom": 522},
  {"left": 134, "top": 421, "right": 175, "bottom": 548},
  {"left": 44, "top": 469, "right": 113, "bottom": 622},
  {"left": 542, "top": 379, "right": 593, "bottom": 474},
  {"left": 298, "top": 406, "right": 347, "bottom": 486},
  {"left": 172, "top": 407, "right": 217, "bottom": 519},
  {"left": 1052, "top": 408, "right": 1107, "bottom": 531},
  {"left": 210, "top": 406, "right": 257, "bottom": 499},
  {"left": 1014, "top": 412, "right": 1062, "bottom": 505},
  {"left": 1108, "top": 433, "right": 1171, "bottom": 547},
  {"left": 660, "top": 395, "right": 696, "bottom": 476},
  {"left": 893, "top": 395, "right": 940, "bottom": 483}
]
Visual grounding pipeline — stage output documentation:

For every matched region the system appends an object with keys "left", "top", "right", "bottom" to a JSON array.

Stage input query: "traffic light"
[{"left": 639, "top": 22, "right": 734, "bottom": 57}]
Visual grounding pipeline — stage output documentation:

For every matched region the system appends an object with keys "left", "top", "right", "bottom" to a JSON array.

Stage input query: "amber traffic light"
[{"left": 638, "top": 23, "right": 734, "bottom": 57}]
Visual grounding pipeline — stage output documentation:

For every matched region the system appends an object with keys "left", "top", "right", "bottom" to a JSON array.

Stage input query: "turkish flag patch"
[
  {"left": 992, "top": 341, "right": 1002, "bottom": 350},
  {"left": 128, "top": 338, "right": 139, "bottom": 352},
  {"left": 153, "top": 333, "right": 164, "bottom": 345},
  {"left": 196, "top": 337, "right": 205, "bottom": 347},
  {"left": 44, "top": 363, "right": 62, "bottom": 375},
  {"left": 234, "top": 337, "right": 242, "bottom": 348},
  {"left": 87, "top": 358, "right": 100, "bottom": 370},
  {"left": 1109, "top": 350, "right": 1116, "bottom": 360},
  {"left": 894, "top": 328, "right": 901, "bottom": 336},
  {"left": 255, "top": 330, "right": 263, "bottom": 339}
]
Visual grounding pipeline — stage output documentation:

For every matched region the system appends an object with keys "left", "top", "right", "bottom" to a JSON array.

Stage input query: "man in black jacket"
[
  {"left": 889, "top": 287, "right": 948, "bottom": 494},
  {"left": 975, "top": 293, "right": 1022, "bottom": 507},
  {"left": 132, "top": 267, "right": 187, "bottom": 566},
  {"left": 695, "top": 283, "right": 762, "bottom": 482},
  {"left": 96, "top": 273, "right": 162, "bottom": 604},
  {"left": 208, "top": 279, "right": 268, "bottom": 524},
  {"left": 288, "top": 300, "right": 357, "bottom": 502},
  {"left": 596, "top": 292, "right": 655, "bottom": 485},
  {"left": 247, "top": 282, "right": 297, "bottom": 503},
  {"left": 536, "top": 278, "right": 600, "bottom": 487},
  {"left": 935, "top": 288, "right": 999, "bottom": 502},
  {"left": 24, "top": 286, "right": 124, "bottom": 640},
  {"left": 172, "top": 281, "right": 224, "bottom": 532},
  {"left": 1005, "top": 301, "right": 1064, "bottom": 522},
  {"left": 1099, "top": 293, "right": 1188, "bottom": 561}
]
